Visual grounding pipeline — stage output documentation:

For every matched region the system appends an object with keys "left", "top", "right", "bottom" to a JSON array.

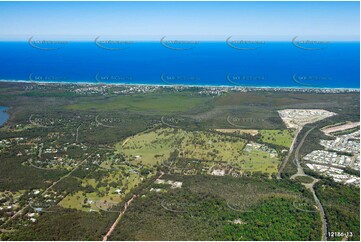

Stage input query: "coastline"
[{"left": 0, "top": 79, "right": 359, "bottom": 93}]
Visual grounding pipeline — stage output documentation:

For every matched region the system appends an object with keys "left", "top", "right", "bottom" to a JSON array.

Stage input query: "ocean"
[{"left": 0, "top": 41, "right": 359, "bottom": 88}]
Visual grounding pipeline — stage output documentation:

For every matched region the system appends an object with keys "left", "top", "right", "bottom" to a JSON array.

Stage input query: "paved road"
[
  {"left": 277, "top": 127, "right": 302, "bottom": 179},
  {"left": 290, "top": 127, "right": 316, "bottom": 179},
  {"left": 289, "top": 126, "right": 328, "bottom": 241}
]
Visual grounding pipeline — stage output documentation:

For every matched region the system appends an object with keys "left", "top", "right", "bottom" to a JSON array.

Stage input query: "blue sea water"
[{"left": 0, "top": 41, "right": 359, "bottom": 88}]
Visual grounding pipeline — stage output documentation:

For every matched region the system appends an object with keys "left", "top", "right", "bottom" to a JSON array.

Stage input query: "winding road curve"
[
  {"left": 289, "top": 126, "right": 328, "bottom": 241},
  {"left": 95, "top": 115, "right": 115, "bottom": 128}
]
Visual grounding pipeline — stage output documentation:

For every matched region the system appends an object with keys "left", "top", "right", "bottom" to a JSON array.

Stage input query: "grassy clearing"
[
  {"left": 59, "top": 172, "right": 142, "bottom": 211},
  {"left": 118, "top": 128, "right": 247, "bottom": 166},
  {"left": 118, "top": 128, "right": 280, "bottom": 174},
  {"left": 179, "top": 130, "right": 246, "bottom": 162},
  {"left": 116, "top": 129, "right": 178, "bottom": 166},
  {"left": 294, "top": 176, "right": 314, "bottom": 184},
  {"left": 232, "top": 145, "right": 279, "bottom": 173},
  {"left": 215, "top": 128, "right": 259, "bottom": 136},
  {"left": 58, "top": 190, "right": 125, "bottom": 212},
  {"left": 259, "top": 129, "right": 296, "bottom": 148}
]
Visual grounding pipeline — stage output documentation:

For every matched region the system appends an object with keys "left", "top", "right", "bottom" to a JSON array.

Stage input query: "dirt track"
[
  {"left": 1, "top": 154, "right": 92, "bottom": 229},
  {"left": 102, "top": 171, "right": 165, "bottom": 241},
  {"left": 102, "top": 194, "right": 137, "bottom": 241}
]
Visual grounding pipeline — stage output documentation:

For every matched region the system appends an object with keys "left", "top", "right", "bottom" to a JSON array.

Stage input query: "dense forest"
[
  {"left": 315, "top": 180, "right": 360, "bottom": 241},
  {"left": 110, "top": 175, "right": 322, "bottom": 241}
]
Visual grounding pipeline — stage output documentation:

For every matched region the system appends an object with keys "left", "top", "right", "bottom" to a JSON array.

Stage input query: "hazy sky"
[{"left": 0, "top": 1, "right": 359, "bottom": 40}]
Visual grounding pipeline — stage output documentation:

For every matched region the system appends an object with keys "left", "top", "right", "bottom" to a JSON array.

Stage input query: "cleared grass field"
[
  {"left": 118, "top": 128, "right": 246, "bottom": 165},
  {"left": 58, "top": 191, "right": 123, "bottom": 211},
  {"left": 232, "top": 146, "right": 279, "bottom": 173},
  {"left": 294, "top": 176, "right": 314, "bottom": 184},
  {"left": 117, "top": 128, "right": 179, "bottom": 166},
  {"left": 259, "top": 129, "right": 296, "bottom": 148},
  {"left": 180, "top": 130, "right": 247, "bottom": 162},
  {"left": 59, "top": 172, "right": 142, "bottom": 211},
  {"left": 118, "top": 128, "right": 280, "bottom": 174}
]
